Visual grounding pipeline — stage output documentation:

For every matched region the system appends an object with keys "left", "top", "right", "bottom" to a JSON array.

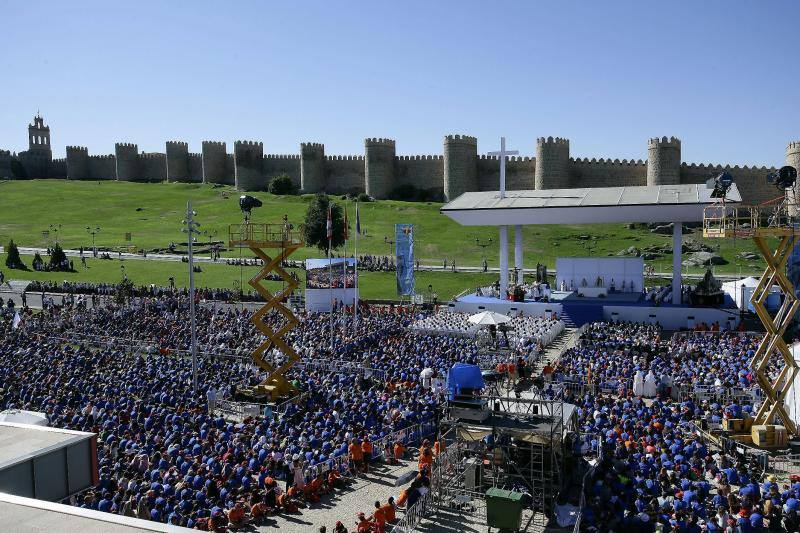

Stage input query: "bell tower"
[{"left": 28, "top": 112, "right": 52, "bottom": 156}]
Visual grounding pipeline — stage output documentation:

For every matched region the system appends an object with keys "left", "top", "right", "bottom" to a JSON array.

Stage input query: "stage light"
[
  {"left": 767, "top": 165, "right": 798, "bottom": 190},
  {"left": 706, "top": 171, "right": 734, "bottom": 199},
  {"left": 239, "top": 195, "right": 263, "bottom": 220}
]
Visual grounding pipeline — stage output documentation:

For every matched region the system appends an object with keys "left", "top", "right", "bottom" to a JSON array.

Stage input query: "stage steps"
[{"left": 559, "top": 302, "right": 604, "bottom": 327}]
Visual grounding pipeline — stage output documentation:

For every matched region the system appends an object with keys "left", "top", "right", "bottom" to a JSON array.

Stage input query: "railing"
[
  {"left": 228, "top": 223, "right": 303, "bottom": 246},
  {"left": 391, "top": 489, "right": 436, "bottom": 533}
]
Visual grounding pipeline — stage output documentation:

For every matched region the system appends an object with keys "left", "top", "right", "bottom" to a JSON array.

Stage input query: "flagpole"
[{"left": 354, "top": 200, "right": 359, "bottom": 324}]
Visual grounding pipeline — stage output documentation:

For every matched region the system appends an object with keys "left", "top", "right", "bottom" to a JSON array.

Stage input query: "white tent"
[
  {"left": 468, "top": 311, "right": 510, "bottom": 326},
  {"left": 0, "top": 409, "right": 48, "bottom": 426},
  {"left": 721, "top": 277, "right": 760, "bottom": 310}
]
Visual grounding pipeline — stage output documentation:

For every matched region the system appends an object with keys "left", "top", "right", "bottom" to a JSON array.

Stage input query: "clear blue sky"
[{"left": 2, "top": 0, "right": 798, "bottom": 166}]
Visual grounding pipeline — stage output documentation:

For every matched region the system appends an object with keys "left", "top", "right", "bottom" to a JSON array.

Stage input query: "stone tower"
[
  {"left": 300, "top": 142, "right": 325, "bottom": 193},
  {"left": 365, "top": 138, "right": 396, "bottom": 199},
  {"left": 166, "top": 141, "right": 189, "bottom": 182},
  {"left": 443, "top": 134, "right": 477, "bottom": 201},
  {"left": 535, "top": 137, "right": 570, "bottom": 190},
  {"left": 202, "top": 141, "right": 228, "bottom": 184},
  {"left": 28, "top": 113, "right": 52, "bottom": 157},
  {"left": 786, "top": 141, "right": 800, "bottom": 214},
  {"left": 234, "top": 140, "right": 265, "bottom": 191},
  {"left": 647, "top": 136, "right": 681, "bottom": 186},
  {"left": 114, "top": 143, "right": 139, "bottom": 181},
  {"left": 66, "top": 146, "right": 89, "bottom": 180}
]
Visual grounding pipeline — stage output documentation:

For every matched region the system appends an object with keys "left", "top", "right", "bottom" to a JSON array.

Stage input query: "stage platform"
[{"left": 449, "top": 290, "right": 740, "bottom": 330}]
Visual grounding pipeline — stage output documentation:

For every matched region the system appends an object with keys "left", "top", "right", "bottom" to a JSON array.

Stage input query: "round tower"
[
  {"left": 535, "top": 137, "right": 570, "bottom": 190},
  {"left": 234, "top": 140, "right": 265, "bottom": 191},
  {"left": 365, "top": 138, "right": 396, "bottom": 199},
  {"left": 786, "top": 141, "right": 800, "bottom": 214},
  {"left": 66, "top": 146, "right": 89, "bottom": 181},
  {"left": 166, "top": 141, "right": 189, "bottom": 182},
  {"left": 114, "top": 143, "right": 139, "bottom": 181},
  {"left": 443, "top": 134, "right": 477, "bottom": 201},
  {"left": 647, "top": 136, "right": 681, "bottom": 186},
  {"left": 300, "top": 142, "right": 325, "bottom": 193}
]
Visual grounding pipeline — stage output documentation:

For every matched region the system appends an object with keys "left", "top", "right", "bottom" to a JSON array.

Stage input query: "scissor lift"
[
  {"left": 703, "top": 200, "right": 799, "bottom": 436},
  {"left": 229, "top": 222, "right": 303, "bottom": 401}
]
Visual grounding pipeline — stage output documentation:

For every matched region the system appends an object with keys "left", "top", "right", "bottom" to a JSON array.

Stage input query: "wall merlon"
[
  {"left": 537, "top": 136, "right": 569, "bottom": 146},
  {"left": 115, "top": 142, "right": 138, "bottom": 149},
  {"left": 787, "top": 141, "right": 800, "bottom": 153},
  {"left": 202, "top": 141, "right": 226, "bottom": 147},
  {"left": 444, "top": 134, "right": 477, "bottom": 145},
  {"left": 648, "top": 136, "right": 681, "bottom": 147},
  {"left": 265, "top": 154, "right": 300, "bottom": 159},
  {"left": 300, "top": 142, "right": 324, "bottom": 149},
  {"left": 89, "top": 154, "right": 115, "bottom": 160},
  {"left": 234, "top": 140, "right": 263, "bottom": 147},
  {"left": 365, "top": 137, "right": 396, "bottom": 146},
  {"left": 66, "top": 145, "right": 89, "bottom": 153},
  {"left": 166, "top": 140, "right": 189, "bottom": 147}
]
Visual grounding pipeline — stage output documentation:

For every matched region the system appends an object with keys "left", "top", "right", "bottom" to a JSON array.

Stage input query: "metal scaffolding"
[{"left": 432, "top": 395, "right": 575, "bottom": 527}]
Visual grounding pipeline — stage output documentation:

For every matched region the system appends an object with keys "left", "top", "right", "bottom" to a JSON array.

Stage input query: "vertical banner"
[{"left": 396, "top": 224, "right": 415, "bottom": 296}]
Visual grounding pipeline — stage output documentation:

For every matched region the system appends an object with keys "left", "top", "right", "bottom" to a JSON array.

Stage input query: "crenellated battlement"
[
  {"left": 537, "top": 136, "right": 569, "bottom": 146},
  {"left": 571, "top": 157, "right": 645, "bottom": 166},
  {"left": 648, "top": 136, "right": 681, "bottom": 148},
  {"left": 265, "top": 154, "right": 300, "bottom": 159},
  {"left": 66, "top": 145, "right": 88, "bottom": 153},
  {"left": 89, "top": 154, "right": 115, "bottom": 160},
  {"left": 325, "top": 155, "right": 365, "bottom": 161},
  {"left": 680, "top": 162, "right": 774, "bottom": 171},
  {"left": 301, "top": 142, "right": 324, "bottom": 149},
  {"left": 365, "top": 138, "right": 396, "bottom": 146},
  {"left": 166, "top": 140, "right": 188, "bottom": 147},
  {"left": 139, "top": 152, "right": 165, "bottom": 160},
  {"left": 397, "top": 155, "right": 444, "bottom": 161},
  {"left": 202, "top": 141, "right": 226, "bottom": 147},
  {"left": 115, "top": 142, "right": 138, "bottom": 149},
  {"left": 787, "top": 141, "right": 800, "bottom": 154},
  {"left": 234, "top": 140, "right": 263, "bottom": 148},
  {"left": 444, "top": 134, "right": 477, "bottom": 145}
]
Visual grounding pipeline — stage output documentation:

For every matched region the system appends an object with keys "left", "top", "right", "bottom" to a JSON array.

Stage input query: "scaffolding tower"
[
  {"left": 433, "top": 395, "right": 575, "bottom": 526},
  {"left": 703, "top": 199, "right": 800, "bottom": 436},
  {"left": 228, "top": 222, "right": 304, "bottom": 401}
]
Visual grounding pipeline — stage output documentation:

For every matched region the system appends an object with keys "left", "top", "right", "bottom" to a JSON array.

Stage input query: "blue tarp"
[{"left": 447, "top": 363, "right": 485, "bottom": 399}]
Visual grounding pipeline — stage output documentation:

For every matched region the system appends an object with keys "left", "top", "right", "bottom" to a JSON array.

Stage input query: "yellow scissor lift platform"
[
  {"left": 229, "top": 222, "right": 303, "bottom": 401},
  {"left": 703, "top": 201, "right": 800, "bottom": 440}
]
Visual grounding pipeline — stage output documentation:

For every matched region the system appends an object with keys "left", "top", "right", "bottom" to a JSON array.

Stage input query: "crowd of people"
[
  {"left": 544, "top": 321, "right": 799, "bottom": 532},
  {"left": 24, "top": 280, "right": 271, "bottom": 303},
  {"left": 0, "top": 293, "right": 488, "bottom": 530}
]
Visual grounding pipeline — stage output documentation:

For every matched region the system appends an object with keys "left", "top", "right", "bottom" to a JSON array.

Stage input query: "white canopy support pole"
[
  {"left": 514, "top": 225, "right": 523, "bottom": 283},
  {"left": 500, "top": 225, "right": 509, "bottom": 298},
  {"left": 673, "top": 222, "right": 682, "bottom": 304}
]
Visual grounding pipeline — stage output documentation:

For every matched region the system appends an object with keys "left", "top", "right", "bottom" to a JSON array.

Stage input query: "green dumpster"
[{"left": 485, "top": 487, "right": 524, "bottom": 530}]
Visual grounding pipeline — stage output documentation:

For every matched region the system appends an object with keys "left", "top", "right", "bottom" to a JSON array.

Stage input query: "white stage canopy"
[{"left": 441, "top": 183, "right": 742, "bottom": 302}]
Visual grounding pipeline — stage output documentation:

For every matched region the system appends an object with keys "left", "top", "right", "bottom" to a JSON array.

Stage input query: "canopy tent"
[
  {"left": 0, "top": 409, "right": 48, "bottom": 426},
  {"left": 722, "top": 276, "right": 781, "bottom": 311},
  {"left": 468, "top": 310, "right": 511, "bottom": 326},
  {"left": 447, "top": 363, "right": 485, "bottom": 400}
]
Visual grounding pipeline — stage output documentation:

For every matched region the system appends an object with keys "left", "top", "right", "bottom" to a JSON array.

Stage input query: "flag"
[
  {"left": 356, "top": 202, "right": 361, "bottom": 235},
  {"left": 12, "top": 312, "right": 21, "bottom": 330},
  {"left": 343, "top": 206, "right": 349, "bottom": 241},
  {"left": 326, "top": 205, "right": 332, "bottom": 243}
]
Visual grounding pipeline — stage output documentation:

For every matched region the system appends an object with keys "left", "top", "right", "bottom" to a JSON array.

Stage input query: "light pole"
[
  {"left": 475, "top": 237, "right": 492, "bottom": 271},
  {"left": 86, "top": 226, "right": 101, "bottom": 258},
  {"left": 182, "top": 201, "right": 201, "bottom": 396},
  {"left": 49, "top": 223, "right": 62, "bottom": 246},
  {"left": 384, "top": 236, "right": 394, "bottom": 257}
]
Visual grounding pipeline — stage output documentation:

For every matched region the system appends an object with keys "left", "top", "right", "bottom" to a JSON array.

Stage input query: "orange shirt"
[
  {"left": 393, "top": 443, "right": 405, "bottom": 459},
  {"left": 357, "top": 519, "right": 372, "bottom": 533},
  {"left": 497, "top": 363, "right": 507, "bottom": 373},
  {"left": 362, "top": 440, "right": 374, "bottom": 454},
  {"left": 228, "top": 505, "right": 245, "bottom": 523},
  {"left": 381, "top": 503, "right": 396, "bottom": 522},
  {"left": 349, "top": 443, "right": 364, "bottom": 461},
  {"left": 373, "top": 506, "right": 386, "bottom": 525}
]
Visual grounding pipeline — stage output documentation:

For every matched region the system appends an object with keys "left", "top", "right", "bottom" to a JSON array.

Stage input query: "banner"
[{"left": 396, "top": 224, "right": 415, "bottom": 296}]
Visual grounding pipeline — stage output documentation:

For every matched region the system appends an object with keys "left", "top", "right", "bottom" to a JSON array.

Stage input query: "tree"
[
  {"left": 5, "top": 239, "right": 25, "bottom": 269},
  {"left": 303, "top": 193, "right": 345, "bottom": 252},
  {"left": 50, "top": 242, "right": 69, "bottom": 270},
  {"left": 268, "top": 174, "right": 297, "bottom": 195}
]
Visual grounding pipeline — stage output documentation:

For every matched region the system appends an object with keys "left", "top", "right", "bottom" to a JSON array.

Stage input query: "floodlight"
[
  {"left": 239, "top": 195, "right": 263, "bottom": 220},
  {"left": 706, "top": 171, "right": 734, "bottom": 199},
  {"left": 767, "top": 165, "right": 798, "bottom": 190}
]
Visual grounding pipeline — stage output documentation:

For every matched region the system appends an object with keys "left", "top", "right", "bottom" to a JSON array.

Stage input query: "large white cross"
[{"left": 487, "top": 137, "right": 518, "bottom": 199}]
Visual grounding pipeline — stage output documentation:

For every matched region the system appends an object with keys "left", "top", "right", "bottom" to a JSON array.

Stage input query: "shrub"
[
  {"left": 5, "top": 239, "right": 25, "bottom": 269},
  {"left": 268, "top": 174, "right": 297, "bottom": 195}
]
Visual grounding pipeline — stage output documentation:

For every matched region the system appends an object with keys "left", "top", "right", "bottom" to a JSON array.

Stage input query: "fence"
[{"left": 572, "top": 432, "right": 604, "bottom": 532}]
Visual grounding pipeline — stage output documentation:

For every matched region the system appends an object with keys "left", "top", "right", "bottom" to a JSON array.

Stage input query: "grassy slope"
[
  {"left": 0, "top": 180, "right": 771, "bottom": 277},
  {"left": 0, "top": 253, "right": 495, "bottom": 301}
]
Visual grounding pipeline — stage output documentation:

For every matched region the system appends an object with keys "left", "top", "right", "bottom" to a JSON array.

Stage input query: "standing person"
[
  {"left": 0, "top": 270, "right": 5, "bottom": 287},
  {"left": 21, "top": 291, "right": 26, "bottom": 308},
  {"left": 349, "top": 438, "right": 364, "bottom": 475}
]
